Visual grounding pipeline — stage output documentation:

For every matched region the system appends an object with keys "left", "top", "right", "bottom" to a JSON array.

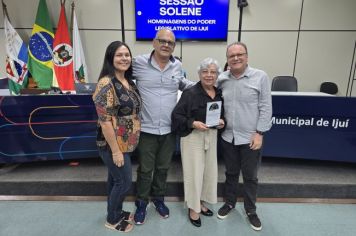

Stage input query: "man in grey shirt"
[
  {"left": 216, "top": 42, "right": 272, "bottom": 231},
  {"left": 132, "top": 28, "right": 194, "bottom": 225}
]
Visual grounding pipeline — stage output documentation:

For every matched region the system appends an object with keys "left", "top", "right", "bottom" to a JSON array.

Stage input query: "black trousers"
[
  {"left": 221, "top": 139, "right": 261, "bottom": 214},
  {"left": 136, "top": 132, "right": 176, "bottom": 201}
]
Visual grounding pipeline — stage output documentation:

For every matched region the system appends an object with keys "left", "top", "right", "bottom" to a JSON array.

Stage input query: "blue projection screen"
[{"left": 135, "top": 0, "right": 230, "bottom": 41}]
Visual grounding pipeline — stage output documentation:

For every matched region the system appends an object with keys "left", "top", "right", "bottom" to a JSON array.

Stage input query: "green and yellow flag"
[
  {"left": 27, "top": 0, "right": 54, "bottom": 89},
  {"left": 8, "top": 78, "right": 28, "bottom": 95}
]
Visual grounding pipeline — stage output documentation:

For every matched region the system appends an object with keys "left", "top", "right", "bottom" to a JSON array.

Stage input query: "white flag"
[
  {"left": 4, "top": 14, "right": 28, "bottom": 85},
  {"left": 72, "top": 10, "right": 88, "bottom": 83}
]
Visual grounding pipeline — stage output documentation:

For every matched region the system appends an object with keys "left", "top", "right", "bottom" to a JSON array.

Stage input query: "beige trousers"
[{"left": 181, "top": 129, "right": 218, "bottom": 213}]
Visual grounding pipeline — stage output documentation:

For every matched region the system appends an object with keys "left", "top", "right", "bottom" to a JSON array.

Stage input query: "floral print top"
[{"left": 93, "top": 76, "right": 141, "bottom": 153}]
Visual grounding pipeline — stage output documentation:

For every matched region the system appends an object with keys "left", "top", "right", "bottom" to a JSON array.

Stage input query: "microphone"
[{"left": 238, "top": 0, "right": 248, "bottom": 8}]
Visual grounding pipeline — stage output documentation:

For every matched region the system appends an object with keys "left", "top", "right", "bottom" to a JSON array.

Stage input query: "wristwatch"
[{"left": 256, "top": 130, "right": 264, "bottom": 136}]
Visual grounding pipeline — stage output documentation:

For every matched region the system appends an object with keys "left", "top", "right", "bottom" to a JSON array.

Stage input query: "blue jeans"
[{"left": 98, "top": 146, "right": 132, "bottom": 224}]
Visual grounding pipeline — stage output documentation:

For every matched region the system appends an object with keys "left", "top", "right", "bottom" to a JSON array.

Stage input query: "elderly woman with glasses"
[{"left": 171, "top": 57, "right": 225, "bottom": 227}]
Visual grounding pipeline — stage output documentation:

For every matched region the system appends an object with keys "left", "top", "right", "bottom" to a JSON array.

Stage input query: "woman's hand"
[
  {"left": 112, "top": 151, "right": 124, "bottom": 167},
  {"left": 192, "top": 121, "right": 209, "bottom": 131},
  {"left": 217, "top": 119, "right": 225, "bottom": 129},
  {"left": 99, "top": 121, "right": 124, "bottom": 167}
]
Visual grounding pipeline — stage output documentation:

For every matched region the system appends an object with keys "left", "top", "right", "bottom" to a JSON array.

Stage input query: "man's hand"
[{"left": 250, "top": 132, "right": 263, "bottom": 150}]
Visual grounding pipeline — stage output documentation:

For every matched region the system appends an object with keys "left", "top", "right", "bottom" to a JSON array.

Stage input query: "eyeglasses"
[
  {"left": 227, "top": 53, "right": 247, "bottom": 60},
  {"left": 201, "top": 70, "right": 218, "bottom": 76},
  {"left": 155, "top": 38, "right": 175, "bottom": 47}
]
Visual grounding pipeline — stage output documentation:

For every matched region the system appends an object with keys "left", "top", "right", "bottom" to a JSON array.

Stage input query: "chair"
[
  {"left": 320, "top": 82, "right": 338, "bottom": 95},
  {"left": 271, "top": 76, "right": 298, "bottom": 92}
]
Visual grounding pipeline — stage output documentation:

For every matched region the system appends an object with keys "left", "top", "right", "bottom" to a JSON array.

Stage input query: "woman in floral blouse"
[{"left": 93, "top": 41, "right": 141, "bottom": 232}]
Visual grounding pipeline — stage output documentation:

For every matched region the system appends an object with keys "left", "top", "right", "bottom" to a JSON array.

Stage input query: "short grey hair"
[{"left": 197, "top": 57, "right": 221, "bottom": 74}]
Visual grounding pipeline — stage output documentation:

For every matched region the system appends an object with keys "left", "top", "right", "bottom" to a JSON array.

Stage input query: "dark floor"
[{"left": 1, "top": 156, "right": 356, "bottom": 198}]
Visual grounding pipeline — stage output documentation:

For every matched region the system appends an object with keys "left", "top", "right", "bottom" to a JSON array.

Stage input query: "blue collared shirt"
[
  {"left": 217, "top": 66, "right": 272, "bottom": 145},
  {"left": 133, "top": 52, "right": 195, "bottom": 135}
]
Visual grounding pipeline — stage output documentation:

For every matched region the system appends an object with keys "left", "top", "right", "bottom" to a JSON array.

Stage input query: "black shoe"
[
  {"left": 217, "top": 203, "right": 233, "bottom": 219},
  {"left": 201, "top": 208, "right": 213, "bottom": 217},
  {"left": 246, "top": 212, "right": 262, "bottom": 231},
  {"left": 188, "top": 210, "right": 201, "bottom": 227}
]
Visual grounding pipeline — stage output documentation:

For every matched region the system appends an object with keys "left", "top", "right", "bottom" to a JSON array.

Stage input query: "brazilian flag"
[{"left": 28, "top": 0, "right": 54, "bottom": 89}]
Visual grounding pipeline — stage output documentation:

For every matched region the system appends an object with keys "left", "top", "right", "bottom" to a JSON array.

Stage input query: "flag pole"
[
  {"left": 2, "top": 0, "right": 10, "bottom": 22},
  {"left": 70, "top": 1, "right": 74, "bottom": 38},
  {"left": 1, "top": 0, "right": 5, "bottom": 15}
]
